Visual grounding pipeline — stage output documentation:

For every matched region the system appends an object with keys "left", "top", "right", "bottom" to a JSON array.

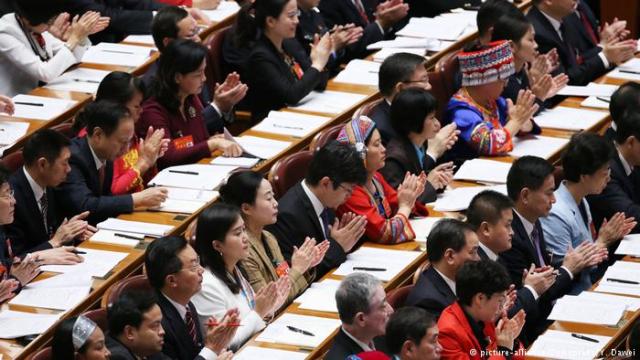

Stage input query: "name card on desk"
[
  {"left": 433, "top": 184, "right": 507, "bottom": 212},
  {"left": 39, "top": 248, "right": 129, "bottom": 278},
  {"left": 44, "top": 68, "right": 111, "bottom": 94},
  {"left": 333, "top": 246, "right": 422, "bottom": 281},
  {"left": 82, "top": 43, "right": 154, "bottom": 67},
  {"left": 533, "top": 106, "right": 608, "bottom": 131},
  {"left": 255, "top": 313, "right": 341, "bottom": 349},
  {"left": 252, "top": 111, "right": 331, "bottom": 138},
  {"left": 508, "top": 135, "right": 569, "bottom": 160},
  {"left": 547, "top": 295, "right": 626, "bottom": 326},
  {"left": 235, "top": 346, "right": 307, "bottom": 360},
  {"left": 0, "top": 310, "right": 62, "bottom": 339},
  {"left": 527, "top": 330, "right": 611, "bottom": 360},
  {"left": 97, "top": 218, "right": 174, "bottom": 238},
  {"left": 453, "top": 158, "right": 512, "bottom": 184},
  {"left": 148, "top": 164, "right": 237, "bottom": 190},
  {"left": 6, "top": 95, "right": 77, "bottom": 121},
  {"left": 290, "top": 90, "right": 368, "bottom": 115}
]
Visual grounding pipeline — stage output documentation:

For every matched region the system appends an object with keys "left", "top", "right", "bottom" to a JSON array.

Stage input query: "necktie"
[
  {"left": 353, "top": 0, "right": 369, "bottom": 25},
  {"left": 39, "top": 192, "right": 48, "bottom": 235},
  {"left": 185, "top": 307, "right": 198, "bottom": 345},
  {"left": 578, "top": 10, "right": 599, "bottom": 45},
  {"left": 560, "top": 22, "right": 582, "bottom": 65},
  {"left": 530, "top": 224, "right": 546, "bottom": 266},
  {"left": 320, "top": 208, "right": 331, "bottom": 239},
  {"left": 32, "top": 32, "right": 45, "bottom": 49},
  {"left": 98, "top": 165, "right": 106, "bottom": 194}
]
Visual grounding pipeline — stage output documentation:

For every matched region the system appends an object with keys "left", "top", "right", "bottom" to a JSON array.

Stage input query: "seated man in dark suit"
[
  {"left": 6, "top": 130, "right": 92, "bottom": 263},
  {"left": 589, "top": 111, "right": 640, "bottom": 233},
  {"left": 500, "top": 156, "right": 600, "bottom": 333},
  {"left": 528, "top": 0, "right": 635, "bottom": 85},
  {"left": 326, "top": 273, "right": 393, "bottom": 359},
  {"left": 467, "top": 190, "right": 555, "bottom": 342},
  {"left": 55, "top": 101, "right": 168, "bottom": 225},
  {"left": 406, "top": 219, "right": 480, "bottom": 317},
  {"left": 147, "top": 6, "right": 247, "bottom": 135},
  {"left": 318, "top": 0, "right": 407, "bottom": 58},
  {"left": 145, "top": 235, "right": 238, "bottom": 360},
  {"left": 605, "top": 82, "right": 640, "bottom": 141},
  {"left": 372, "top": 53, "right": 430, "bottom": 145},
  {"left": 267, "top": 142, "right": 367, "bottom": 277}
]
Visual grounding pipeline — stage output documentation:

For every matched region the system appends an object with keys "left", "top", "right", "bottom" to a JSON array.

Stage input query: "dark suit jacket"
[
  {"left": 318, "top": 0, "right": 386, "bottom": 57},
  {"left": 588, "top": 155, "right": 640, "bottom": 233},
  {"left": 405, "top": 265, "right": 456, "bottom": 318},
  {"left": 369, "top": 100, "right": 395, "bottom": 145},
  {"left": 106, "top": 335, "right": 169, "bottom": 360},
  {"left": 245, "top": 36, "right": 328, "bottom": 120},
  {"left": 55, "top": 137, "right": 133, "bottom": 225},
  {"left": 567, "top": 1, "right": 601, "bottom": 58},
  {"left": 65, "top": 0, "right": 165, "bottom": 43},
  {"left": 325, "top": 328, "right": 366, "bottom": 360},
  {"left": 5, "top": 169, "right": 61, "bottom": 256},
  {"left": 266, "top": 182, "right": 346, "bottom": 278},
  {"left": 527, "top": 6, "right": 606, "bottom": 85},
  {"left": 380, "top": 137, "right": 437, "bottom": 203},
  {"left": 156, "top": 292, "right": 207, "bottom": 360}
]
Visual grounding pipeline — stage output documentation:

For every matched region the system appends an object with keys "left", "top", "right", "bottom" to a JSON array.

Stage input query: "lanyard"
[{"left": 15, "top": 14, "right": 50, "bottom": 62}]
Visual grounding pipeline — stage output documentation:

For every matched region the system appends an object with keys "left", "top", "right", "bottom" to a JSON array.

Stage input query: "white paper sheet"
[
  {"left": 97, "top": 218, "right": 174, "bottom": 237},
  {"left": 508, "top": 135, "right": 569, "bottom": 159},
  {"left": 81, "top": 43, "right": 153, "bottom": 67},
  {"left": 533, "top": 106, "right": 608, "bottom": 131},
  {"left": 594, "top": 261, "right": 640, "bottom": 297},
  {"left": 200, "top": 1, "right": 241, "bottom": 22},
  {"left": 577, "top": 291, "right": 640, "bottom": 312},
  {"left": 27, "top": 270, "right": 93, "bottom": 289},
  {"left": 433, "top": 184, "right": 507, "bottom": 212},
  {"left": 152, "top": 198, "right": 207, "bottom": 214},
  {"left": 556, "top": 83, "right": 618, "bottom": 97},
  {"left": 0, "top": 310, "right": 63, "bottom": 339},
  {"left": 580, "top": 96, "right": 610, "bottom": 109},
  {"left": 255, "top": 313, "right": 341, "bottom": 348},
  {"left": 39, "top": 248, "right": 129, "bottom": 277},
  {"left": 89, "top": 229, "right": 142, "bottom": 247},
  {"left": 367, "top": 36, "right": 448, "bottom": 50},
  {"left": 210, "top": 156, "right": 259, "bottom": 168},
  {"left": 453, "top": 158, "right": 512, "bottom": 184},
  {"left": 123, "top": 35, "right": 155, "bottom": 45},
  {"left": 396, "top": 14, "right": 476, "bottom": 40},
  {"left": 332, "top": 247, "right": 422, "bottom": 281},
  {"left": 148, "top": 164, "right": 237, "bottom": 190},
  {"left": 527, "top": 330, "right": 611, "bottom": 360},
  {"left": 289, "top": 91, "right": 368, "bottom": 115},
  {"left": 547, "top": 295, "right": 626, "bottom": 325},
  {"left": 409, "top": 217, "right": 444, "bottom": 242},
  {"left": 9, "top": 286, "right": 91, "bottom": 310},
  {"left": 614, "top": 234, "right": 640, "bottom": 257},
  {"left": 6, "top": 95, "right": 77, "bottom": 121},
  {"left": 44, "top": 68, "right": 111, "bottom": 94},
  {"left": 165, "top": 188, "right": 219, "bottom": 203},
  {"left": 372, "top": 48, "right": 427, "bottom": 62},
  {"left": 234, "top": 346, "right": 308, "bottom": 360},
  {"left": 0, "top": 121, "right": 29, "bottom": 145},
  {"left": 295, "top": 279, "right": 341, "bottom": 313},
  {"left": 233, "top": 135, "right": 292, "bottom": 159},
  {"left": 252, "top": 111, "right": 331, "bottom": 138}
]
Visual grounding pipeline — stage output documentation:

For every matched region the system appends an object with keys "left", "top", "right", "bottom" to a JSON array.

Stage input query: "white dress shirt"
[
  {"left": 301, "top": 180, "right": 328, "bottom": 238},
  {"left": 23, "top": 167, "right": 45, "bottom": 212},
  {"left": 433, "top": 267, "right": 456, "bottom": 295}
]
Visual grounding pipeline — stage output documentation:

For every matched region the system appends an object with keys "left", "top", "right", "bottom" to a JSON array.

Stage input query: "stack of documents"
[
  {"left": 578, "top": 291, "right": 640, "bottom": 311},
  {"left": 396, "top": 13, "right": 476, "bottom": 40},
  {"left": 255, "top": 313, "right": 341, "bottom": 348},
  {"left": 152, "top": 188, "right": 218, "bottom": 214},
  {"left": 97, "top": 218, "right": 174, "bottom": 237},
  {"left": 148, "top": 164, "right": 237, "bottom": 190},
  {"left": 89, "top": 229, "right": 143, "bottom": 247},
  {"left": 410, "top": 217, "right": 444, "bottom": 242},
  {"left": 7, "top": 95, "right": 77, "bottom": 121},
  {"left": 581, "top": 96, "right": 610, "bottom": 109},
  {"left": 609, "top": 58, "right": 640, "bottom": 81},
  {"left": 372, "top": 48, "right": 427, "bottom": 62},
  {"left": 123, "top": 35, "right": 155, "bottom": 45},
  {"left": 232, "top": 135, "right": 292, "bottom": 159},
  {"left": 0, "top": 310, "right": 63, "bottom": 339},
  {"left": 295, "top": 279, "right": 341, "bottom": 313},
  {"left": 547, "top": 295, "right": 626, "bottom": 325},
  {"left": 533, "top": 106, "right": 608, "bottom": 131},
  {"left": 333, "top": 246, "right": 422, "bottom": 281},
  {"left": 40, "top": 248, "right": 129, "bottom": 277},
  {"left": 556, "top": 83, "right": 618, "bottom": 97},
  {"left": 44, "top": 68, "right": 111, "bottom": 94},
  {"left": 10, "top": 270, "right": 92, "bottom": 311},
  {"left": 289, "top": 90, "right": 368, "bottom": 115},
  {"left": 201, "top": 1, "right": 241, "bottom": 22},
  {"left": 614, "top": 234, "right": 640, "bottom": 257},
  {"left": 334, "top": 59, "right": 381, "bottom": 86},
  {"left": 210, "top": 156, "right": 259, "bottom": 168},
  {"left": 252, "top": 111, "right": 331, "bottom": 138},
  {"left": 453, "top": 158, "right": 511, "bottom": 184},
  {"left": 235, "top": 347, "right": 307, "bottom": 360},
  {"left": 509, "top": 135, "right": 569, "bottom": 160},
  {"left": 433, "top": 184, "right": 507, "bottom": 212},
  {"left": 527, "top": 330, "right": 611, "bottom": 360},
  {"left": 82, "top": 43, "right": 154, "bottom": 67},
  {"left": 594, "top": 261, "right": 640, "bottom": 296}
]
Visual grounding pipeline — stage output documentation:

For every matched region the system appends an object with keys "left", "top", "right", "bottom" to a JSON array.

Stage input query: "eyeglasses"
[
  {"left": 337, "top": 184, "right": 355, "bottom": 195},
  {"left": 178, "top": 256, "right": 202, "bottom": 273},
  {"left": 286, "top": 9, "right": 301, "bottom": 19}
]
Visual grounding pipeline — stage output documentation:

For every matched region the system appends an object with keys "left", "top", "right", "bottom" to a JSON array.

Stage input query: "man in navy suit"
[
  {"left": 406, "top": 219, "right": 480, "bottom": 318},
  {"left": 145, "top": 236, "right": 237, "bottom": 360},
  {"left": 267, "top": 142, "right": 367, "bottom": 277},
  {"left": 55, "top": 101, "right": 167, "bottom": 225},
  {"left": 6, "top": 130, "right": 92, "bottom": 263}
]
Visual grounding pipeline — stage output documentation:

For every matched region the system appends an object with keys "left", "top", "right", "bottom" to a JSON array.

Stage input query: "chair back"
[
  {"left": 386, "top": 284, "right": 414, "bottom": 310},
  {"left": 29, "top": 347, "right": 51, "bottom": 360},
  {"left": 352, "top": 98, "right": 383, "bottom": 120},
  {"left": 413, "top": 261, "right": 430, "bottom": 284},
  {"left": 185, "top": 219, "right": 198, "bottom": 248},
  {"left": 308, "top": 124, "right": 344, "bottom": 152},
  {"left": 203, "top": 26, "right": 232, "bottom": 103},
  {"left": 102, "top": 275, "right": 152, "bottom": 308},
  {"left": 268, "top": 150, "right": 314, "bottom": 199},
  {"left": 51, "top": 122, "right": 76, "bottom": 139},
  {"left": 0, "top": 150, "right": 23, "bottom": 172}
]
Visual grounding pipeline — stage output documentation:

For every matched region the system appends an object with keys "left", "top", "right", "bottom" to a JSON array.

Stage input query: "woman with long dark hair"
[
  {"left": 139, "top": 39, "right": 242, "bottom": 169},
  {"left": 51, "top": 316, "right": 111, "bottom": 360}
]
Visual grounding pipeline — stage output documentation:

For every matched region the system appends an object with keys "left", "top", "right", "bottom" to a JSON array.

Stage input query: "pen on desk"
[
  {"left": 73, "top": 78, "right": 101, "bottom": 84},
  {"left": 619, "top": 69, "right": 640, "bottom": 75},
  {"left": 571, "top": 333, "right": 599, "bottom": 343},
  {"left": 168, "top": 170, "right": 199, "bottom": 175},
  {"left": 15, "top": 101, "right": 44, "bottom": 107},
  {"left": 272, "top": 124, "right": 304, "bottom": 130},
  {"left": 71, "top": 249, "right": 87, "bottom": 255},
  {"left": 101, "top": 49, "right": 135, "bottom": 55},
  {"left": 596, "top": 97, "right": 611, "bottom": 103},
  {"left": 607, "top": 277, "right": 639, "bottom": 285},
  {"left": 353, "top": 266, "right": 386, "bottom": 271},
  {"left": 286, "top": 325, "right": 315, "bottom": 336},
  {"left": 114, "top": 233, "right": 142, "bottom": 240}
]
